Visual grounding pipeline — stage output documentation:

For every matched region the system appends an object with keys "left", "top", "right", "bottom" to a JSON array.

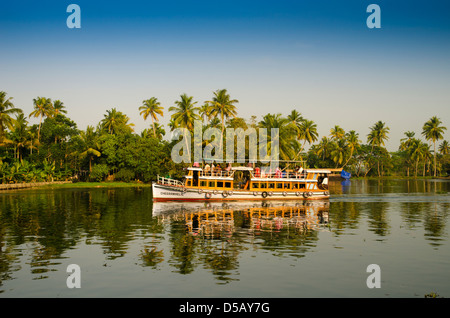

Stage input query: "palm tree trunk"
[
  {"left": 434, "top": 141, "right": 437, "bottom": 177},
  {"left": 152, "top": 118, "right": 156, "bottom": 137}
]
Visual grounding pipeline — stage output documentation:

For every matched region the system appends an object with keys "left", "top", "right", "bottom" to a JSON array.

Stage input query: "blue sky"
[{"left": 1, "top": 0, "right": 449, "bottom": 150}]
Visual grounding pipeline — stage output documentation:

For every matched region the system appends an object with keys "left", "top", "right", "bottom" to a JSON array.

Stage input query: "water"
[{"left": 0, "top": 179, "right": 449, "bottom": 298}]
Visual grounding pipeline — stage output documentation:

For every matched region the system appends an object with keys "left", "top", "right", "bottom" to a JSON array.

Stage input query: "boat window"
[
  {"left": 268, "top": 183, "right": 275, "bottom": 189},
  {"left": 284, "top": 183, "right": 291, "bottom": 189},
  {"left": 252, "top": 182, "right": 259, "bottom": 189},
  {"left": 225, "top": 182, "right": 231, "bottom": 188},
  {"left": 300, "top": 184, "right": 305, "bottom": 189},
  {"left": 187, "top": 180, "right": 192, "bottom": 187},
  {"left": 293, "top": 183, "right": 299, "bottom": 189},
  {"left": 260, "top": 183, "right": 267, "bottom": 189},
  {"left": 208, "top": 181, "right": 215, "bottom": 188},
  {"left": 276, "top": 183, "right": 283, "bottom": 189},
  {"left": 200, "top": 181, "right": 207, "bottom": 187},
  {"left": 217, "top": 181, "right": 224, "bottom": 188}
]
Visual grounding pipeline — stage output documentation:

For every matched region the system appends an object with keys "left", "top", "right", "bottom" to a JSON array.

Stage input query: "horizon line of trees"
[{"left": 0, "top": 89, "right": 449, "bottom": 184}]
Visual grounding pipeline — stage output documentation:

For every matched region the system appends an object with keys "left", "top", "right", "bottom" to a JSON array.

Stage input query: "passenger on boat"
[
  {"left": 193, "top": 162, "right": 200, "bottom": 168},
  {"left": 275, "top": 167, "right": 282, "bottom": 178},
  {"left": 254, "top": 166, "right": 261, "bottom": 177},
  {"left": 204, "top": 163, "right": 210, "bottom": 175}
]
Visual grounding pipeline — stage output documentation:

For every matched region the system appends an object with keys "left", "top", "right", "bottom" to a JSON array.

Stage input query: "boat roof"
[
  {"left": 231, "top": 167, "right": 253, "bottom": 171},
  {"left": 305, "top": 169, "right": 331, "bottom": 173}
]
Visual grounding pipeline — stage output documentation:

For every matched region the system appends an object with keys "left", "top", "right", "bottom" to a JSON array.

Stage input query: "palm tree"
[
  {"left": 367, "top": 121, "right": 390, "bottom": 176},
  {"left": 258, "top": 113, "right": 299, "bottom": 162},
  {"left": 294, "top": 119, "right": 318, "bottom": 160},
  {"left": 10, "top": 113, "right": 31, "bottom": 161},
  {"left": 439, "top": 140, "right": 449, "bottom": 155},
  {"left": 199, "top": 103, "right": 213, "bottom": 123},
  {"left": 100, "top": 108, "right": 134, "bottom": 135},
  {"left": 169, "top": 94, "right": 200, "bottom": 159},
  {"left": 287, "top": 110, "right": 304, "bottom": 130},
  {"left": 315, "top": 136, "right": 332, "bottom": 161},
  {"left": 29, "top": 96, "right": 53, "bottom": 140},
  {"left": 139, "top": 97, "right": 164, "bottom": 138},
  {"left": 422, "top": 116, "right": 447, "bottom": 177},
  {"left": 206, "top": 89, "right": 239, "bottom": 150},
  {"left": 79, "top": 126, "right": 101, "bottom": 173},
  {"left": 399, "top": 131, "right": 416, "bottom": 177},
  {"left": 0, "top": 91, "right": 23, "bottom": 141},
  {"left": 342, "top": 130, "right": 361, "bottom": 167},
  {"left": 52, "top": 100, "right": 67, "bottom": 117},
  {"left": 330, "top": 125, "right": 345, "bottom": 141}
]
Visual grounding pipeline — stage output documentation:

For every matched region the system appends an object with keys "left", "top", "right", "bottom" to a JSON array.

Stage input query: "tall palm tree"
[
  {"left": 330, "top": 125, "right": 345, "bottom": 141},
  {"left": 399, "top": 131, "right": 416, "bottom": 177},
  {"left": 294, "top": 119, "right": 318, "bottom": 160},
  {"left": 52, "top": 100, "right": 67, "bottom": 117},
  {"left": 367, "top": 121, "right": 390, "bottom": 176},
  {"left": 79, "top": 126, "right": 101, "bottom": 173},
  {"left": 315, "top": 136, "right": 332, "bottom": 161},
  {"left": 342, "top": 130, "right": 361, "bottom": 167},
  {"left": 258, "top": 113, "right": 299, "bottom": 162},
  {"left": 439, "top": 140, "right": 449, "bottom": 155},
  {"left": 100, "top": 108, "right": 134, "bottom": 135},
  {"left": 0, "top": 91, "right": 23, "bottom": 141},
  {"left": 169, "top": 94, "right": 200, "bottom": 159},
  {"left": 139, "top": 97, "right": 164, "bottom": 138},
  {"left": 29, "top": 96, "right": 53, "bottom": 140},
  {"left": 10, "top": 113, "right": 31, "bottom": 161},
  {"left": 205, "top": 89, "right": 238, "bottom": 150},
  {"left": 422, "top": 116, "right": 447, "bottom": 177},
  {"left": 287, "top": 110, "right": 304, "bottom": 130}
]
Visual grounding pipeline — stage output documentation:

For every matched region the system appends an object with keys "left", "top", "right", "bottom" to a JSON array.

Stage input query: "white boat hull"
[{"left": 152, "top": 182, "right": 330, "bottom": 201}]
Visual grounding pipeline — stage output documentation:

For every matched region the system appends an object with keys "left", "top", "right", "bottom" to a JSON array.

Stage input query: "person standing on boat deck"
[
  {"left": 205, "top": 163, "right": 210, "bottom": 176},
  {"left": 211, "top": 163, "right": 215, "bottom": 176},
  {"left": 255, "top": 166, "right": 261, "bottom": 177}
]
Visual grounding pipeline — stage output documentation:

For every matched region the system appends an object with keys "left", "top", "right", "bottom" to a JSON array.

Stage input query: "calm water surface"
[{"left": 0, "top": 179, "right": 449, "bottom": 298}]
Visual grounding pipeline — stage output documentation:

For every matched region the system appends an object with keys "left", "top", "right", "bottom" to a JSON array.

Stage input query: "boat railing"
[
  {"left": 201, "top": 170, "right": 233, "bottom": 178},
  {"left": 157, "top": 175, "right": 184, "bottom": 187}
]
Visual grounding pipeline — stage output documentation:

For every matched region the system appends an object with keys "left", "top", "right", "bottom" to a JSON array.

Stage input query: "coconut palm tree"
[
  {"left": 169, "top": 94, "right": 200, "bottom": 159},
  {"left": 399, "top": 131, "right": 416, "bottom": 177},
  {"left": 205, "top": 89, "right": 238, "bottom": 150},
  {"left": 439, "top": 140, "right": 449, "bottom": 155},
  {"left": 139, "top": 97, "right": 164, "bottom": 138},
  {"left": 367, "top": 121, "right": 390, "bottom": 176},
  {"left": 258, "top": 113, "right": 299, "bottom": 162},
  {"left": 29, "top": 96, "right": 53, "bottom": 140},
  {"left": 342, "top": 130, "right": 361, "bottom": 167},
  {"left": 0, "top": 91, "right": 23, "bottom": 141},
  {"left": 10, "top": 113, "right": 31, "bottom": 161},
  {"left": 330, "top": 125, "right": 345, "bottom": 141},
  {"left": 100, "top": 108, "right": 134, "bottom": 135},
  {"left": 79, "top": 126, "right": 101, "bottom": 173},
  {"left": 294, "top": 119, "right": 318, "bottom": 160},
  {"left": 315, "top": 136, "right": 332, "bottom": 161},
  {"left": 52, "top": 100, "right": 67, "bottom": 117},
  {"left": 422, "top": 116, "right": 447, "bottom": 177},
  {"left": 287, "top": 110, "right": 304, "bottom": 131}
]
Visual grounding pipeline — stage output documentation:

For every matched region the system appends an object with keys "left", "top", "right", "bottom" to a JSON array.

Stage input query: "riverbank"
[{"left": 0, "top": 181, "right": 152, "bottom": 191}]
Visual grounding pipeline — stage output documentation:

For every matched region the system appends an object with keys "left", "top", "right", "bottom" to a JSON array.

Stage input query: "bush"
[
  {"left": 115, "top": 168, "right": 135, "bottom": 182},
  {"left": 89, "top": 164, "right": 109, "bottom": 182}
]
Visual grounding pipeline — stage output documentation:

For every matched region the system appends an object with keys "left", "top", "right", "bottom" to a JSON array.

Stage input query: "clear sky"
[{"left": 1, "top": 0, "right": 449, "bottom": 151}]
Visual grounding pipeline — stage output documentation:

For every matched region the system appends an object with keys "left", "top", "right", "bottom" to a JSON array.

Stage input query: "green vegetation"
[{"left": 0, "top": 90, "right": 449, "bottom": 184}]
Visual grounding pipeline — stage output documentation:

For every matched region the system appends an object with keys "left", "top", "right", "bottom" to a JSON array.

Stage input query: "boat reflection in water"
[{"left": 152, "top": 200, "right": 330, "bottom": 238}]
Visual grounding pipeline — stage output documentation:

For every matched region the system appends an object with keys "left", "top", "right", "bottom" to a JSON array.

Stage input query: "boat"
[{"left": 152, "top": 164, "right": 331, "bottom": 201}]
